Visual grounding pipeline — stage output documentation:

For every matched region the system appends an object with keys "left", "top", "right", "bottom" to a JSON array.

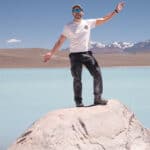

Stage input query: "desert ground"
[{"left": 0, "top": 48, "right": 150, "bottom": 68}]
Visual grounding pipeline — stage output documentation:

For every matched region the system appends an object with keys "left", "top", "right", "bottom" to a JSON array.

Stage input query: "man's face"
[{"left": 72, "top": 7, "right": 84, "bottom": 20}]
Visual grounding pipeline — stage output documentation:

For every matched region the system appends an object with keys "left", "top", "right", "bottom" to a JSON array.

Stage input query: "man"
[{"left": 43, "top": 2, "right": 125, "bottom": 107}]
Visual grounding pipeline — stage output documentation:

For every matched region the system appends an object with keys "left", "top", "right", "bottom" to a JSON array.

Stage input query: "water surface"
[{"left": 0, "top": 67, "right": 150, "bottom": 149}]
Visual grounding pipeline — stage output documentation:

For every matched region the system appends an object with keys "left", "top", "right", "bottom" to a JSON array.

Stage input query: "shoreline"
[{"left": 0, "top": 65, "right": 150, "bottom": 70}]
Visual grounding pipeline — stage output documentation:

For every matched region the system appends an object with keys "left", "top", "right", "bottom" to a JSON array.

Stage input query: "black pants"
[{"left": 69, "top": 51, "right": 103, "bottom": 104}]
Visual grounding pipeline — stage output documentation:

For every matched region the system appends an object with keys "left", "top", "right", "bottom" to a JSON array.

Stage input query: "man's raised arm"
[
  {"left": 96, "top": 1, "right": 125, "bottom": 26},
  {"left": 43, "top": 34, "right": 67, "bottom": 62}
]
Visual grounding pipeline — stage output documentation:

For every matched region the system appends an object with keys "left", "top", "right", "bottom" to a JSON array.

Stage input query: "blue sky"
[{"left": 0, "top": 0, "right": 150, "bottom": 49}]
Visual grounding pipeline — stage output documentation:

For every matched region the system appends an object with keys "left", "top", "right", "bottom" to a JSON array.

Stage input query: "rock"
[{"left": 8, "top": 100, "right": 150, "bottom": 150}]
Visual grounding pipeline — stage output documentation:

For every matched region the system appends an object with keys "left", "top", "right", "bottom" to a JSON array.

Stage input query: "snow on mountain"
[
  {"left": 89, "top": 41, "right": 106, "bottom": 49},
  {"left": 89, "top": 41, "right": 134, "bottom": 53},
  {"left": 108, "top": 42, "right": 134, "bottom": 49}
]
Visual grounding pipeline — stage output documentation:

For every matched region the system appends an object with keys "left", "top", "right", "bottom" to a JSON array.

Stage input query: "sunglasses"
[{"left": 72, "top": 8, "right": 83, "bottom": 13}]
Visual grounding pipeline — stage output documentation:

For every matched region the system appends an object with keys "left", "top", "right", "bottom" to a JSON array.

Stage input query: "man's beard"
[{"left": 74, "top": 13, "right": 82, "bottom": 20}]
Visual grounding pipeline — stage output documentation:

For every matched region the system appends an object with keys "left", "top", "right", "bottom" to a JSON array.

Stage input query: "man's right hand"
[
  {"left": 43, "top": 52, "right": 53, "bottom": 62},
  {"left": 43, "top": 35, "right": 66, "bottom": 63}
]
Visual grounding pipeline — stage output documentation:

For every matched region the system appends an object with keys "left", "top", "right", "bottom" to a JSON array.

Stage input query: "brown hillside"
[{"left": 0, "top": 48, "right": 150, "bottom": 68}]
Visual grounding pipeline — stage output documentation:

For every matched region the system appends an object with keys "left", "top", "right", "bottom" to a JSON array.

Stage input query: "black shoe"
[
  {"left": 76, "top": 102, "right": 84, "bottom": 107},
  {"left": 94, "top": 99, "right": 108, "bottom": 105}
]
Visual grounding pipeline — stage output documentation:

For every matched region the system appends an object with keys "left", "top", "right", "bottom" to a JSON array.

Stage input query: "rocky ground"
[{"left": 8, "top": 100, "right": 150, "bottom": 150}]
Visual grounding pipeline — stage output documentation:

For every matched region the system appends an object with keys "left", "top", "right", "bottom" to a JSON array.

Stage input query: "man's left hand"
[{"left": 115, "top": 1, "right": 125, "bottom": 13}]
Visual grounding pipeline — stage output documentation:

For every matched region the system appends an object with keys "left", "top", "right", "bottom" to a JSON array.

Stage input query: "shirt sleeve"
[
  {"left": 86, "top": 19, "right": 97, "bottom": 29},
  {"left": 62, "top": 25, "right": 68, "bottom": 38}
]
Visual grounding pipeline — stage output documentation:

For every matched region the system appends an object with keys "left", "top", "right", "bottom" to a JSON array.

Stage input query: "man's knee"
[
  {"left": 71, "top": 70, "right": 81, "bottom": 80},
  {"left": 74, "top": 77, "right": 82, "bottom": 85},
  {"left": 92, "top": 67, "right": 102, "bottom": 78}
]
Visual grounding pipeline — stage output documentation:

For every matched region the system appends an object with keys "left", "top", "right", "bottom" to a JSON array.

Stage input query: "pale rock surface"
[{"left": 8, "top": 100, "right": 150, "bottom": 150}]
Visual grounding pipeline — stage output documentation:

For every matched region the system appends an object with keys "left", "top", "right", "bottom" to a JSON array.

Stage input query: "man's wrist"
[
  {"left": 114, "top": 9, "right": 119, "bottom": 13},
  {"left": 51, "top": 49, "right": 56, "bottom": 55}
]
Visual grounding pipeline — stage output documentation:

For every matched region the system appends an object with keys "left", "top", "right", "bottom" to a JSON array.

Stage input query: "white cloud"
[{"left": 7, "top": 38, "right": 21, "bottom": 43}]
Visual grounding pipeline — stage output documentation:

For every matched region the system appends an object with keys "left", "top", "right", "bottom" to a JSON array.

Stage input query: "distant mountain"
[
  {"left": 89, "top": 40, "right": 150, "bottom": 53},
  {"left": 124, "top": 40, "right": 150, "bottom": 53},
  {"left": 89, "top": 41, "right": 134, "bottom": 53}
]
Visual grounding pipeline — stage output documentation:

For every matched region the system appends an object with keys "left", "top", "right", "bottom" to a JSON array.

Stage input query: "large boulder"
[{"left": 8, "top": 100, "right": 150, "bottom": 150}]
